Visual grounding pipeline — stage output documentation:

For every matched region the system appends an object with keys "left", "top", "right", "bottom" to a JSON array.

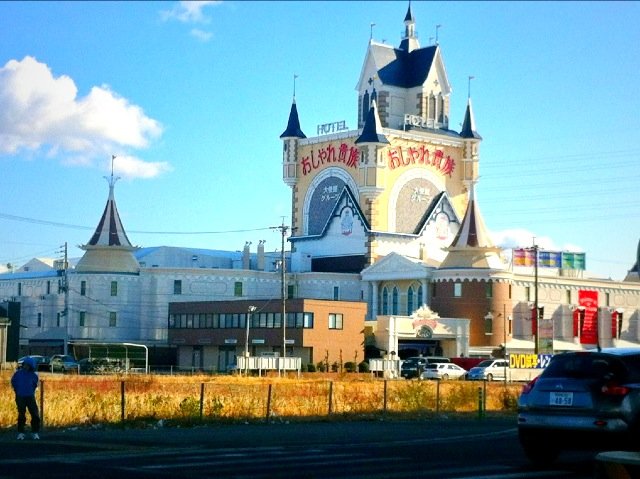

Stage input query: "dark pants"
[{"left": 15, "top": 395, "right": 40, "bottom": 433}]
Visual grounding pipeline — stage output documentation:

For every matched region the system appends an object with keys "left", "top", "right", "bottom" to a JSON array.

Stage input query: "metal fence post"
[
  {"left": 121, "top": 381, "right": 125, "bottom": 424},
  {"left": 328, "top": 381, "right": 333, "bottom": 415},
  {"left": 39, "top": 380, "right": 44, "bottom": 430},
  {"left": 383, "top": 380, "right": 388, "bottom": 413},
  {"left": 436, "top": 379, "right": 441, "bottom": 413},
  {"left": 266, "top": 383, "right": 272, "bottom": 421},
  {"left": 199, "top": 383, "right": 205, "bottom": 421}
]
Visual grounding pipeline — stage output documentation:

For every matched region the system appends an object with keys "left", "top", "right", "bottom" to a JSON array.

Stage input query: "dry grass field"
[{"left": 0, "top": 371, "right": 521, "bottom": 430}]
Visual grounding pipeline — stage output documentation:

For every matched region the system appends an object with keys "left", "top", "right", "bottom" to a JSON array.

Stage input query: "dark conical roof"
[
  {"left": 460, "top": 98, "right": 482, "bottom": 139},
  {"left": 87, "top": 183, "right": 133, "bottom": 247},
  {"left": 355, "top": 100, "right": 389, "bottom": 145},
  {"left": 280, "top": 99, "right": 306, "bottom": 139},
  {"left": 76, "top": 172, "right": 139, "bottom": 273}
]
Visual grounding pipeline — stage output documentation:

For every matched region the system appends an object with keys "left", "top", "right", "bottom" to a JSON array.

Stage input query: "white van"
[{"left": 466, "top": 359, "right": 509, "bottom": 381}]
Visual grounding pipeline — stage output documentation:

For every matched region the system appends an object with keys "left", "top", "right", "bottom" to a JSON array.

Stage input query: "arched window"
[
  {"left": 362, "top": 90, "right": 370, "bottom": 125},
  {"left": 438, "top": 95, "right": 445, "bottom": 123},
  {"left": 382, "top": 287, "right": 389, "bottom": 315},
  {"left": 418, "top": 284, "right": 424, "bottom": 306},
  {"left": 392, "top": 286, "right": 399, "bottom": 315},
  {"left": 428, "top": 95, "right": 436, "bottom": 120},
  {"left": 407, "top": 286, "right": 414, "bottom": 315}
]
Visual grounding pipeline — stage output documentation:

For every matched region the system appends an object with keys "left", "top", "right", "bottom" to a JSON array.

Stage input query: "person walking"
[{"left": 11, "top": 356, "right": 41, "bottom": 440}]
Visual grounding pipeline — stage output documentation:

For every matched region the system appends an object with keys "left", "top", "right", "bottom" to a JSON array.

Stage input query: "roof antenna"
[{"left": 467, "top": 76, "right": 475, "bottom": 99}]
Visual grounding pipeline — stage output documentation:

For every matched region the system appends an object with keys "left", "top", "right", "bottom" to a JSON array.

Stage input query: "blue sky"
[{"left": 1, "top": 1, "right": 638, "bottom": 280}]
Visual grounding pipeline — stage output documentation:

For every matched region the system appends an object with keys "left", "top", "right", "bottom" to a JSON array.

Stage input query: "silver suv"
[{"left": 518, "top": 348, "right": 640, "bottom": 465}]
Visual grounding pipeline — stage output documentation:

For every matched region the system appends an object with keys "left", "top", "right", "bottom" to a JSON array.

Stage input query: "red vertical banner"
[
  {"left": 531, "top": 307, "right": 537, "bottom": 336},
  {"left": 578, "top": 290, "right": 599, "bottom": 344},
  {"left": 572, "top": 309, "right": 580, "bottom": 337},
  {"left": 611, "top": 311, "right": 617, "bottom": 339}
]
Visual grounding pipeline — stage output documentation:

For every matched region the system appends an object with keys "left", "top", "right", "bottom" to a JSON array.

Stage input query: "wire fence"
[{"left": 0, "top": 374, "right": 522, "bottom": 430}]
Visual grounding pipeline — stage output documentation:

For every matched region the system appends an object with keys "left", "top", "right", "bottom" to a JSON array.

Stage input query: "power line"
[{"left": 0, "top": 212, "right": 275, "bottom": 235}]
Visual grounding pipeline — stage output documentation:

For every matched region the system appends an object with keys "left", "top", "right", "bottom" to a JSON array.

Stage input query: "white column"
[{"left": 371, "top": 281, "right": 379, "bottom": 320}]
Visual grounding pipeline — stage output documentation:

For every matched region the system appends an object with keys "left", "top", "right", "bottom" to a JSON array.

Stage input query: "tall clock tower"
[{"left": 281, "top": 4, "right": 481, "bottom": 273}]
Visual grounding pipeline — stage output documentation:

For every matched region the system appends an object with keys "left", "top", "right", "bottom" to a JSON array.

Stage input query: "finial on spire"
[
  {"left": 435, "top": 24, "right": 442, "bottom": 45},
  {"left": 370, "top": 22, "right": 376, "bottom": 41},
  {"left": 467, "top": 76, "right": 475, "bottom": 99},
  {"left": 105, "top": 155, "right": 121, "bottom": 189},
  {"left": 293, "top": 74, "right": 298, "bottom": 99}
]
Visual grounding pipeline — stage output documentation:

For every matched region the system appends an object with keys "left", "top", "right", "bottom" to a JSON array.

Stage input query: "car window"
[
  {"left": 542, "top": 353, "right": 631, "bottom": 381},
  {"left": 476, "top": 360, "right": 493, "bottom": 368}
]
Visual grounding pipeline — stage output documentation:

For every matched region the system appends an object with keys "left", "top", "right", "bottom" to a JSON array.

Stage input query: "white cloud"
[
  {"left": 160, "top": 1, "right": 221, "bottom": 24},
  {"left": 109, "top": 155, "right": 173, "bottom": 179},
  {"left": 492, "top": 228, "right": 584, "bottom": 253},
  {"left": 191, "top": 28, "right": 213, "bottom": 42},
  {"left": 0, "top": 56, "right": 168, "bottom": 179}
]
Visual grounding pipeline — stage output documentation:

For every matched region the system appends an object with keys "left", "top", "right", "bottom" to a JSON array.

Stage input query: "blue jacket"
[{"left": 11, "top": 367, "right": 39, "bottom": 397}]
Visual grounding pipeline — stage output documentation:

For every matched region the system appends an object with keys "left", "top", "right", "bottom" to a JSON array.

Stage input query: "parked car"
[
  {"left": 50, "top": 354, "right": 80, "bottom": 373},
  {"left": 466, "top": 359, "right": 509, "bottom": 381},
  {"left": 420, "top": 362, "right": 467, "bottom": 380},
  {"left": 17, "top": 355, "right": 50, "bottom": 371},
  {"left": 78, "top": 357, "right": 126, "bottom": 374},
  {"left": 518, "top": 348, "right": 640, "bottom": 465},
  {"left": 400, "top": 356, "right": 450, "bottom": 379}
]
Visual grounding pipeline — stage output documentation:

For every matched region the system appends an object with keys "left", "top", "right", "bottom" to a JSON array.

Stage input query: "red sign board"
[{"left": 578, "top": 290, "right": 598, "bottom": 344}]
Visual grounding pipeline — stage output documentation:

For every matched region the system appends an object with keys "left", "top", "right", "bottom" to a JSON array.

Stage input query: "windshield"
[
  {"left": 542, "top": 353, "right": 639, "bottom": 381},
  {"left": 476, "top": 360, "right": 493, "bottom": 368}
]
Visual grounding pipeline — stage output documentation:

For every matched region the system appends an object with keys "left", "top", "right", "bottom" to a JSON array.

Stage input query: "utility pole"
[
  {"left": 59, "top": 242, "right": 69, "bottom": 356},
  {"left": 271, "top": 220, "right": 289, "bottom": 362},
  {"left": 533, "top": 242, "right": 539, "bottom": 355}
]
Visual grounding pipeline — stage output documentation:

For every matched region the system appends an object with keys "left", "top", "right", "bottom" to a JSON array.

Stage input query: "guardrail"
[{"left": 236, "top": 356, "right": 302, "bottom": 376}]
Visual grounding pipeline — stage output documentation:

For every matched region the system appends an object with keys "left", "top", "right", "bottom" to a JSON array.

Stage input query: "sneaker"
[
  {"left": 32, "top": 433, "right": 40, "bottom": 440},
  {"left": 17, "top": 433, "right": 25, "bottom": 440}
]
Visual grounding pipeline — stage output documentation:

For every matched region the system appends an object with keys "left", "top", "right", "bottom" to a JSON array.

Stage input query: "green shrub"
[
  {"left": 344, "top": 361, "right": 356, "bottom": 373},
  {"left": 306, "top": 363, "right": 316, "bottom": 373},
  {"left": 316, "top": 361, "right": 326, "bottom": 372},
  {"left": 358, "top": 361, "right": 370, "bottom": 373}
]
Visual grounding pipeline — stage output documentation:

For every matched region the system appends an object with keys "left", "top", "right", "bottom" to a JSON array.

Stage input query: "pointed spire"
[
  {"left": 400, "top": 1, "right": 420, "bottom": 52},
  {"left": 450, "top": 183, "right": 493, "bottom": 248},
  {"left": 356, "top": 100, "right": 389, "bottom": 145},
  {"left": 460, "top": 97, "right": 482, "bottom": 139},
  {"left": 280, "top": 98, "right": 306, "bottom": 139},
  {"left": 75, "top": 159, "right": 139, "bottom": 273},
  {"left": 437, "top": 182, "right": 505, "bottom": 270},
  {"left": 86, "top": 181, "right": 134, "bottom": 248}
]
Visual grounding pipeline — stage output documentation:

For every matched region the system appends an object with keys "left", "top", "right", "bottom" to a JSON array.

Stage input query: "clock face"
[
  {"left": 394, "top": 178, "right": 440, "bottom": 233},
  {"left": 308, "top": 177, "right": 347, "bottom": 235}
]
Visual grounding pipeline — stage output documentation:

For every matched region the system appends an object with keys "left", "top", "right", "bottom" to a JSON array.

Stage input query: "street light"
[{"left": 245, "top": 305, "right": 256, "bottom": 376}]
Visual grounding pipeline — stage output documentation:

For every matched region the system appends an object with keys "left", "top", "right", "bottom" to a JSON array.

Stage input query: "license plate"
[{"left": 550, "top": 392, "right": 573, "bottom": 406}]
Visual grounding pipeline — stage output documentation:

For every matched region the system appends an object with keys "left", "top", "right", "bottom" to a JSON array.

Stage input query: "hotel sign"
[
  {"left": 404, "top": 114, "right": 436, "bottom": 129},
  {"left": 317, "top": 120, "right": 348, "bottom": 136}
]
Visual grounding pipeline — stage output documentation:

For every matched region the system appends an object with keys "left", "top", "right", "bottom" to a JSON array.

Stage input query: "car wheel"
[
  {"left": 518, "top": 429, "right": 560, "bottom": 466},
  {"left": 486, "top": 373, "right": 493, "bottom": 381},
  {"left": 442, "top": 374, "right": 449, "bottom": 380}
]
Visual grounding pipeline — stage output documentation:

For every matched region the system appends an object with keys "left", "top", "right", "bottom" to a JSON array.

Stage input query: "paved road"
[{"left": 0, "top": 416, "right": 596, "bottom": 478}]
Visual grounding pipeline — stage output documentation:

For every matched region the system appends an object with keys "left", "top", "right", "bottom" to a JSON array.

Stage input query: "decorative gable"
[{"left": 361, "top": 252, "right": 433, "bottom": 281}]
